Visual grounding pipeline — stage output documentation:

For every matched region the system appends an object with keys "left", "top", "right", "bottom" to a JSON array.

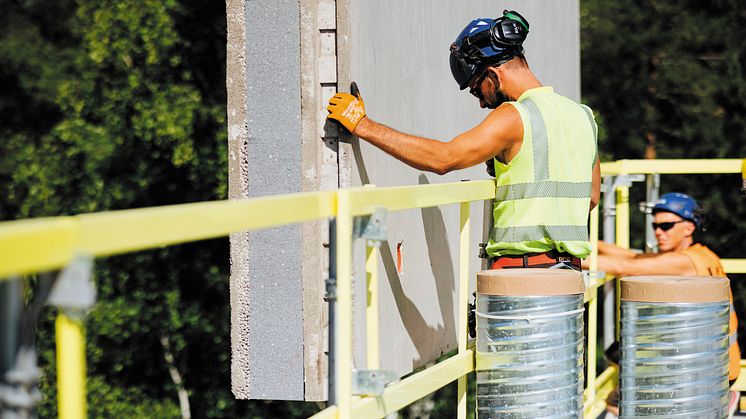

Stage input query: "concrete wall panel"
[
  {"left": 228, "top": 0, "right": 305, "bottom": 401},
  {"left": 343, "top": 0, "right": 581, "bottom": 375}
]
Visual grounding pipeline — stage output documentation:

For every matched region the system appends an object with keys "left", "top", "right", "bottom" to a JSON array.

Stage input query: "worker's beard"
[
  {"left": 483, "top": 89, "right": 510, "bottom": 109},
  {"left": 483, "top": 75, "right": 510, "bottom": 109}
]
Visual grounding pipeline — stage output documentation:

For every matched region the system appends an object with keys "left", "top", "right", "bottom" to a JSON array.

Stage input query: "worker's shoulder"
[
  {"left": 683, "top": 243, "right": 721, "bottom": 258},
  {"left": 487, "top": 101, "right": 522, "bottom": 123},
  {"left": 682, "top": 243, "right": 724, "bottom": 265}
]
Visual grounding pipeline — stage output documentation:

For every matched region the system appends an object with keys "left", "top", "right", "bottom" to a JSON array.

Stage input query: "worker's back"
[{"left": 487, "top": 86, "right": 597, "bottom": 258}]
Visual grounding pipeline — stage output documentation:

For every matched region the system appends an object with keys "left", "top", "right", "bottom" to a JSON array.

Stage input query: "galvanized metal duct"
[
  {"left": 475, "top": 269, "right": 585, "bottom": 418},
  {"left": 619, "top": 276, "right": 731, "bottom": 418}
]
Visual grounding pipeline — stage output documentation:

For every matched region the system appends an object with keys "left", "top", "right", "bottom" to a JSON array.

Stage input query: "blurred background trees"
[
  {"left": 0, "top": 0, "right": 744, "bottom": 417},
  {"left": 0, "top": 0, "right": 315, "bottom": 417}
]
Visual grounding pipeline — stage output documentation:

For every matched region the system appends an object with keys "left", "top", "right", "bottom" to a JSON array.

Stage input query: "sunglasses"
[
  {"left": 469, "top": 67, "right": 490, "bottom": 100},
  {"left": 651, "top": 220, "right": 687, "bottom": 231}
]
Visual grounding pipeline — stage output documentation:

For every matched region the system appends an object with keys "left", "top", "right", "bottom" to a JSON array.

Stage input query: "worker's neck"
[
  {"left": 668, "top": 237, "right": 694, "bottom": 254},
  {"left": 503, "top": 68, "right": 542, "bottom": 101}
]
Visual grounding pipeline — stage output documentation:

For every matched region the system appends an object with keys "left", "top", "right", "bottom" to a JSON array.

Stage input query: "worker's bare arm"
[
  {"left": 597, "top": 240, "right": 637, "bottom": 258},
  {"left": 590, "top": 157, "right": 600, "bottom": 210},
  {"left": 353, "top": 104, "right": 522, "bottom": 175},
  {"left": 598, "top": 252, "right": 697, "bottom": 277}
]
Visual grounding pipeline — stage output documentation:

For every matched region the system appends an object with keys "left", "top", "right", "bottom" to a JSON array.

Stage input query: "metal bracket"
[
  {"left": 353, "top": 208, "right": 388, "bottom": 245},
  {"left": 613, "top": 174, "right": 645, "bottom": 188},
  {"left": 351, "top": 369, "right": 398, "bottom": 396},
  {"left": 47, "top": 254, "right": 96, "bottom": 314},
  {"left": 324, "top": 277, "right": 337, "bottom": 302},
  {"left": 583, "top": 270, "right": 607, "bottom": 286},
  {"left": 637, "top": 201, "right": 654, "bottom": 214}
]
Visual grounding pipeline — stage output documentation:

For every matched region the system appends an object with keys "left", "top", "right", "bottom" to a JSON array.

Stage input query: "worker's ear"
[
  {"left": 683, "top": 221, "right": 696, "bottom": 237},
  {"left": 488, "top": 66, "right": 503, "bottom": 83},
  {"left": 487, "top": 66, "right": 503, "bottom": 90}
]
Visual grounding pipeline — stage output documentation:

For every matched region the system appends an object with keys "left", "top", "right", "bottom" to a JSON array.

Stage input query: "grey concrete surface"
[
  {"left": 343, "top": 0, "right": 581, "bottom": 376},
  {"left": 228, "top": 0, "right": 304, "bottom": 401}
]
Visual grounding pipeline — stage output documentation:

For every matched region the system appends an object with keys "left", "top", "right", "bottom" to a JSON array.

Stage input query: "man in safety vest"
[
  {"left": 327, "top": 10, "right": 601, "bottom": 269},
  {"left": 585, "top": 192, "right": 741, "bottom": 416}
]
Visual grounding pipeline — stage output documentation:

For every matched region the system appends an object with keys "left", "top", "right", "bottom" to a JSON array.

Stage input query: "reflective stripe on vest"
[
  {"left": 495, "top": 181, "right": 593, "bottom": 201},
  {"left": 522, "top": 99, "right": 550, "bottom": 181},
  {"left": 492, "top": 225, "right": 589, "bottom": 243}
]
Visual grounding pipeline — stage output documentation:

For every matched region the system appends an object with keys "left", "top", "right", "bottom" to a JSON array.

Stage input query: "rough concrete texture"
[
  {"left": 299, "top": 0, "right": 337, "bottom": 401},
  {"left": 343, "top": 0, "right": 581, "bottom": 376},
  {"left": 228, "top": 0, "right": 304, "bottom": 401},
  {"left": 225, "top": 0, "right": 250, "bottom": 399}
]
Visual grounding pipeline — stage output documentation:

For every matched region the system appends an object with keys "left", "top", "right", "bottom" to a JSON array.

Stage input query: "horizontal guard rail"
[
  {"left": 0, "top": 191, "right": 337, "bottom": 278},
  {"left": 601, "top": 158, "right": 745, "bottom": 175},
  {"left": 0, "top": 160, "right": 744, "bottom": 419}
]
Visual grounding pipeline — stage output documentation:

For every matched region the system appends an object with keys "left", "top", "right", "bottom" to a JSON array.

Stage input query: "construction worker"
[
  {"left": 327, "top": 10, "right": 601, "bottom": 270},
  {"left": 584, "top": 192, "right": 740, "bottom": 417}
]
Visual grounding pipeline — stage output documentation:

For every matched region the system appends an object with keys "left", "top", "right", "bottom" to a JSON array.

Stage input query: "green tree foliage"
[
  {"left": 581, "top": 0, "right": 746, "bottom": 355},
  {"left": 0, "top": 0, "right": 320, "bottom": 417},
  {"left": 1, "top": 0, "right": 217, "bottom": 415}
]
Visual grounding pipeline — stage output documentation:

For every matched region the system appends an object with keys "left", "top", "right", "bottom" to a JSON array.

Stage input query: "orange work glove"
[{"left": 327, "top": 91, "right": 366, "bottom": 133}]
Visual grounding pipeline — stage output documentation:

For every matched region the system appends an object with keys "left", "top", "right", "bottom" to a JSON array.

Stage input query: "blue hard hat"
[
  {"left": 449, "top": 10, "right": 530, "bottom": 90},
  {"left": 652, "top": 192, "right": 703, "bottom": 228}
]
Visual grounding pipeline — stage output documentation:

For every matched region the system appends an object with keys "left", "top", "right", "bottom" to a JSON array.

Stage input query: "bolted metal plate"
[
  {"left": 351, "top": 369, "right": 398, "bottom": 396},
  {"left": 353, "top": 207, "right": 388, "bottom": 243},
  {"left": 47, "top": 254, "right": 96, "bottom": 310}
]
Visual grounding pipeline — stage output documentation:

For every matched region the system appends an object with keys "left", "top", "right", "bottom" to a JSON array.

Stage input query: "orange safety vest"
[{"left": 682, "top": 243, "right": 740, "bottom": 381}]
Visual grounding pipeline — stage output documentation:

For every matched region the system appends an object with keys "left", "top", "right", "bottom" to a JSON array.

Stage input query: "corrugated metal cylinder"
[
  {"left": 476, "top": 269, "right": 585, "bottom": 418},
  {"left": 620, "top": 276, "right": 731, "bottom": 418}
]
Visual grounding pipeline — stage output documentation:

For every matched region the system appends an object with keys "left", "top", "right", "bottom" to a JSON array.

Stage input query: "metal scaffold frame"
[{"left": 0, "top": 158, "right": 743, "bottom": 418}]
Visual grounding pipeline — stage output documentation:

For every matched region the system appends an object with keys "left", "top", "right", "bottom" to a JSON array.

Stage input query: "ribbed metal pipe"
[
  {"left": 476, "top": 294, "right": 585, "bottom": 419},
  {"left": 619, "top": 301, "right": 730, "bottom": 418}
]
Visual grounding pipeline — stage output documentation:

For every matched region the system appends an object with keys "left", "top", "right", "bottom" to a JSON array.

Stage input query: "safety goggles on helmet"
[{"left": 449, "top": 10, "right": 530, "bottom": 90}]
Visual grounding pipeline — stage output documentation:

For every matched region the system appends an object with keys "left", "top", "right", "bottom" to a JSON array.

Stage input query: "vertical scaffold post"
[
  {"left": 56, "top": 314, "right": 86, "bottom": 419},
  {"left": 601, "top": 176, "right": 616, "bottom": 351},
  {"left": 644, "top": 174, "right": 660, "bottom": 253},
  {"left": 48, "top": 255, "right": 95, "bottom": 419},
  {"left": 586, "top": 205, "right": 600, "bottom": 405},
  {"left": 365, "top": 244, "right": 380, "bottom": 371},
  {"left": 334, "top": 190, "right": 353, "bottom": 418},
  {"left": 327, "top": 218, "right": 337, "bottom": 406},
  {"left": 457, "top": 202, "right": 470, "bottom": 419},
  {"left": 614, "top": 186, "right": 630, "bottom": 340}
]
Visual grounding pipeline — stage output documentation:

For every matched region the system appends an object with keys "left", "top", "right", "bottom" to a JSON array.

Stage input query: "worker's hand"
[{"left": 327, "top": 85, "right": 366, "bottom": 134}]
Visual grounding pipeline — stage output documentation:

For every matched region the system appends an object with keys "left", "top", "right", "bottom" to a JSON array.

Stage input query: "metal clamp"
[
  {"left": 353, "top": 208, "right": 388, "bottom": 246},
  {"left": 612, "top": 174, "right": 645, "bottom": 189},
  {"left": 583, "top": 270, "right": 607, "bottom": 286},
  {"left": 351, "top": 369, "right": 398, "bottom": 396},
  {"left": 48, "top": 254, "right": 96, "bottom": 316}
]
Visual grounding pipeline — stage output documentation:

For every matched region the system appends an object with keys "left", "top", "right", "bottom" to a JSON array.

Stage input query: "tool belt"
[{"left": 490, "top": 250, "right": 581, "bottom": 270}]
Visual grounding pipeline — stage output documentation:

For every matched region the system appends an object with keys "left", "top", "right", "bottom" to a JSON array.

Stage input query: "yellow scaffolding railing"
[
  {"left": 0, "top": 191, "right": 337, "bottom": 418},
  {"left": 0, "top": 158, "right": 744, "bottom": 418}
]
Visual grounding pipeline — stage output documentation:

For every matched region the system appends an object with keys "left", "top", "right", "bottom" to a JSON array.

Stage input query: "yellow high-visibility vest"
[{"left": 486, "top": 86, "right": 597, "bottom": 258}]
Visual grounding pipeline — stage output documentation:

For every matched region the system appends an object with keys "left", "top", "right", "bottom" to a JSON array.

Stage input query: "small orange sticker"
[{"left": 396, "top": 242, "right": 404, "bottom": 275}]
